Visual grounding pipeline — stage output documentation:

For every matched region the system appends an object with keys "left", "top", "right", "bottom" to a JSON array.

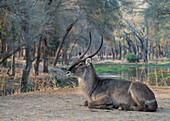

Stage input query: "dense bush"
[
  {"left": 147, "top": 71, "right": 170, "bottom": 86},
  {"left": 125, "top": 53, "right": 139, "bottom": 63},
  {"left": 2, "top": 60, "right": 11, "bottom": 67}
]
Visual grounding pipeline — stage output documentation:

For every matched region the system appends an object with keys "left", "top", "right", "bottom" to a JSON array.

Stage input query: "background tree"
[
  {"left": 0, "top": 0, "right": 169, "bottom": 94},
  {"left": 144, "top": 0, "right": 170, "bottom": 58}
]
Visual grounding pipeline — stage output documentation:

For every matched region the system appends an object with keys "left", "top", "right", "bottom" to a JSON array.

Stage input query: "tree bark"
[
  {"left": 167, "top": 44, "right": 170, "bottom": 58},
  {"left": 111, "top": 47, "right": 115, "bottom": 60},
  {"left": 0, "top": 39, "right": 6, "bottom": 54},
  {"left": 43, "top": 38, "right": 48, "bottom": 73},
  {"left": 62, "top": 51, "right": 67, "bottom": 65},
  {"left": 20, "top": 16, "right": 32, "bottom": 93},
  {"left": 118, "top": 41, "right": 122, "bottom": 60},
  {"left": 124, "top": 32, "right": 136, "bottom": 55},
  {"left": 0, "top": 44, "right": 24, "bottom": 65},
  {"left": 11, "top": 53, "right": 15, "bottom": 76},
  {"left": 144, "top": 39, "right": 148, "bottom": 63},
  {"left": 33, "top": 37, "right": 41, "bottom": 75},
  {"left": 20, "top": 43, "right": 32, "bottom": 93},
  {"left": 144, "top": 25, "right": 149, "bottom": 63}
]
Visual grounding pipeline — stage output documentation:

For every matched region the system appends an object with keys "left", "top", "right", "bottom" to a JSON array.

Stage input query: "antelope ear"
[{"left": 85, "top": 58, "right": 92, "bottom": 66}]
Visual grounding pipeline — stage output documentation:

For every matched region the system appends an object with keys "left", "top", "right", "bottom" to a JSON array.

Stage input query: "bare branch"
[
  {"left": 145, "top": 0, "right": 152, "bottom": 6},
  {"left": 0, "top": 43, "right": 25, "bottom": 65}
]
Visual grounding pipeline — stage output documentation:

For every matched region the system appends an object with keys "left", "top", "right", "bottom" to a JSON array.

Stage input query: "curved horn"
[
  {"left": 79, "top": 32, "right": 92, "bottom": 59},
  {"left": 84, "top": 35, "right": 103, "bottom": 59}
]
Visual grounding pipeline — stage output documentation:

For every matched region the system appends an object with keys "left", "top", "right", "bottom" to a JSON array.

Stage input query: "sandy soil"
[{"left": 0, "top": 86, "right": 170, "bottom": 121}]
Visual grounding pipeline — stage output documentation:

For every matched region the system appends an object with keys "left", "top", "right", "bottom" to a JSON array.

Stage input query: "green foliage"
[
  {"left": 8, "top": 61, "right": 11, "bottom": 67},
  {"left": 55, "top": 76, "right": 62, "bottom": 83},
  {"left": 94, "top": 63, "right": 169, "bottom": 74},
  {"left": 94, "top": 63, "right": 169, "bottom": 86},
  {"left": 116, "top": 79, "right": 128, "bottom": 81},
  {"left": 68, "top": 82, "right": 78, "bottom": 88},
  {"left": 27, "top": 84, "right": 34, "bottom": 92},
  {"left": 94, "top": 64, "right": 130, "bottom": 73},
  {"left": 147, "top": 71, "right": 170, "bottom": 86},
  {"left": 2, "top": 59, "right": 7, "bottom": 67},
  {"left": 1, "top": 60, "right": 11, "bottom": 67},
  {"left": 125, "top": 53, "right": 139, "bottom": 63}
]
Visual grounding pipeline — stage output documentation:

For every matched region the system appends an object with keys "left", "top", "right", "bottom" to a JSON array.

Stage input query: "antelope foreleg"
[{"left": 88, "top": 95, "right": 113, "bottom": 109}]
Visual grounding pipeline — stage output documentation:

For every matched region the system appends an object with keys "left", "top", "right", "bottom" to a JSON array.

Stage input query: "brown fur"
[
  {"left": 66, "top": 34, "right": 157, "bottom": 111},
  {"left": 67, "top": 62, "right": 157, "bottom": 111}
]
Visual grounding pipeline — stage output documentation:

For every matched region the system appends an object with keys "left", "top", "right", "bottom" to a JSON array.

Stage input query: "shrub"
[
  {"left": 2, "top": 60, "right": 11, "bottom": 67},
  {"left": 125, "top": 53, "right": 139, "bottom": 63}
]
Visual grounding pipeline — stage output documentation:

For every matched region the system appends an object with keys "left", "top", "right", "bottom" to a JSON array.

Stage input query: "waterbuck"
[{"left": 66, "top": 33, "right": 158, "bottom": 111}]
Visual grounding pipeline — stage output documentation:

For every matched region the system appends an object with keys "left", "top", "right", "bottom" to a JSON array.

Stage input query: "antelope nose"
[{"left": 66, "top": 71, "right": 72, "bottom": 76}]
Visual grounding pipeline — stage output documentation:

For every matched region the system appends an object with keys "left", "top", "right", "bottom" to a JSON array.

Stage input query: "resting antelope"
[{"left": 66, "top": 33, "right": 158, "bottom": 111}]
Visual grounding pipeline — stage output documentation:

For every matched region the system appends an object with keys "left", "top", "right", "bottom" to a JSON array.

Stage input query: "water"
[
  {"left": 98, "top": 73, "right": 121, "bottom": 78},
  {"left": 97, "top": 65, "right": 170, "bottom": 86}
]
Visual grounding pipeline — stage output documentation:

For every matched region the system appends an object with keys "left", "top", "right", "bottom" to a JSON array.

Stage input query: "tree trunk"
[
  {"left": 33, "top": 38, "right": 41, "bottom": 75},
  {"left": 43, "top": 58, "right": 48, "bottom": 73},
  {"left": 148, "top": 44, "right": 151, "bottom": 60},
  {"left": 98, "top": 50, "right": 103, "bottom": 60},
  {"left": 134, "top": 32, "right": 144, "bottom": 58},
  {"left": 20, "top": 44, "right": 32, "bottom": 93},
  {"left": 20, "top": 16, "right": 32, "bottom": 93},
  {"left": 111, "top": 47, "right": 115, "bottom": 60},
  {"left": 134, "top": 35, "right": 140, "bottom": 56},
  {"left": 167, "top": 44, "right": 170, "bottom": 58},
  {"left": 144, "top": 38, "right": 148, "bottom": 63},
  {"left": 152, "top": 46, "right": 155, "bottom": 59},
  {"left": 124, "top": 33, "right": 136, "bottom": 55},
  {"left": 32, "top": 42, "right": 36, "bottom": 58},
  {"left": 115, "top": 49, "right": 118, "bottom": 59},
  {"left": 118, "top": 41, "right": 122, "bottom": 60},
  {"left": 144, "top": 25, "right": 149, "bottom": 63},
  {"left": 106, "top": 50, "right": 109, "bottom": 60},
  {"left": 0, "top": 39, "right": 6, "bottom": 54},
  {"left": 22, "top": 46, "right": 26, "bottom": 60},
  {"left": 43, "top": 38, "right": 48, "bottom": 73},
  {"left": 62, "top": 51, "right": 67, "bottom": 65},
  {"left": 11, "top": 53, "right": 15, "bottom": 76},
  {"left": 158, "top": 45, "right": 163, "bottom": 57}
]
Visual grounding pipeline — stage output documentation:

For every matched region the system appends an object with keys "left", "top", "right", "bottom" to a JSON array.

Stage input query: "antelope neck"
[{"left": 78, "top": 64, "right": 99, "bottom": 98}]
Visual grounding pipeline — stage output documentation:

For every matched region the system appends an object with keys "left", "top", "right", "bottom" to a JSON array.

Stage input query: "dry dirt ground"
[{"left": 0, "top": 87, "right": 170, "bottom": 121}]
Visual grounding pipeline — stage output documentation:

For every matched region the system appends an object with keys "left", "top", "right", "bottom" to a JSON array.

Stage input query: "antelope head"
[{"left": 66, "top": 32, "right": 103, "bottom": 78}]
